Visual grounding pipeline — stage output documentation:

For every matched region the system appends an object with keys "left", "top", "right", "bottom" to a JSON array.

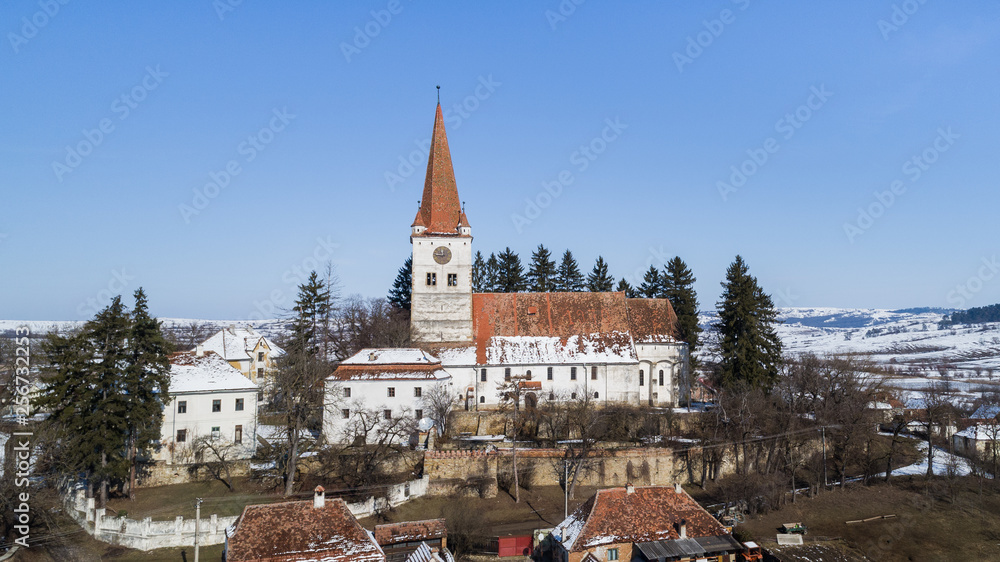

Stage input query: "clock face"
[{"left": 433, "top": 246, "right": 452, "bottom": 264}]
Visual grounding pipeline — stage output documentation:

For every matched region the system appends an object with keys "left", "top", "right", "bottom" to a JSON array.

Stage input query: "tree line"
[{"left": 941, "top": 303, "right": 1000, "bottom": 326}]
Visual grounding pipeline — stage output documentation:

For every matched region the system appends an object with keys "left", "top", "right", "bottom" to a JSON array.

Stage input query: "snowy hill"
[{"left": 0, "top": 318, "right": 290, "bottom": 343}]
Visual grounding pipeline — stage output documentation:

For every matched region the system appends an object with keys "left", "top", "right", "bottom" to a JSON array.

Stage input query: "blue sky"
[{"left": 2, "top": 1, "right": 999, "bottom": 320}]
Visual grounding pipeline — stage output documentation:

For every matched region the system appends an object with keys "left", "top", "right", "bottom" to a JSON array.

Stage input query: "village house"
[
  {"left": 198, "top": 325, "right": 283, "bottom": 384},
  {"left": 548, "top": 484, "right": 742, "bottom": 562},
  {"left": 322, "top": 348, "right": 453, "bottom": 445},
  {"left": 156, "top": 350, "right": 258, "bottom": 465},
  {"left": 953, "top": 423, "right": 1000, "bottom": 458},
  {"left": 374, "top": 518, "right": 451, "bottom": 562}
]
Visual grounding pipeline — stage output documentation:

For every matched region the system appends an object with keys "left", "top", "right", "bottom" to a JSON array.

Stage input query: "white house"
[
  {"left": 953, "top": 423, "right": 1000, "bottom": 458},
  {"left": 157, "top": 350, "right": 259, "bottom": 464},
  {"left": 198, "top": 326, "right": 283, "bottom": 384},
  {"left": 322, "top": 348, "right": 452, "bottom": 445}
]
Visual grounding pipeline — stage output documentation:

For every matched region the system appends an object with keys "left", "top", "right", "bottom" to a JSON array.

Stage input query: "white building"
[
  {"left": 198, "top": 326, "right": 283, "bottom": 384},
  {"left": 322, "top": 348, "right": 452, "bottom": 444},
  {"left": 953, "top": 423, "right": 1000, "bottom": 457},
  {"left": 157, "top": 350, "right": 259, "bottom": 464}
]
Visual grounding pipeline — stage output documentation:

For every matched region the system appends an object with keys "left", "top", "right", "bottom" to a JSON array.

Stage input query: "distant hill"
[{"left": 940, "top": 303, "right": 1000, "bottom": 326}]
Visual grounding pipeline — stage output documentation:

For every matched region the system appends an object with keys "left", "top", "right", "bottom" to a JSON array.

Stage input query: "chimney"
[
  {"left": 625, "top": 483, "right": 634, "bottom": 494},
  {"left": 674, "top": 482, "right": 683, "bottom": 494},
  {"left": 196, "top": 344, "right": 204, "bottom": 357},
  {"left": 313, "top": 486, "right": 326, "bottom": 509},
  {"left": 678, "top": 518, "right": 687, "bottom": 539},
  {"left": 369, "top": 351, "right": 377, "bottom": 361}
]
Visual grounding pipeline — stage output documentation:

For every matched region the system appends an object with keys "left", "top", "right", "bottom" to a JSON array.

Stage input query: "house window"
[
  {"left": 257, "top": 367, "right": 264, "bottom": 379},
  {"left": 415, "top": 409, "right": 423, "bottom": 419},
  {"left": 479, "top": 396, "right": 485, "bottom": 403},
  {"left": 176, "top": 429, "right": 187, "bottom": 443},
  {"left": 388, "top": 387, "right": 396, "bottom": 397},
  {"left": 447, "top": 273, "right": 457, "bottom": 286},
  {"left": 177, "top": 400, "right": 187, "bottom": 414},
  {"left": 639, "top": 370, "right": 644, "bottom": 386},
  {"left": 344, "top": 387, "right": 352, "bottom": 398},
  {"left": 342, "top": 408, "right": 350, "bottom": 419},
  {"left": 257, "top": 352, "right": 264, "bottom": 361},
  {"left": 547, "top": 367, "right": 553, "bottom": 380},
  {"left": 505, "top": 368, "right": 511, "bottom": 381},
  {"left": 659, "top": 370, "right": 664, "bottom": 386},
  {"left": 211, "top": 427, "right": 220, "bottom": 440},
  {"left": 526, "top": 370, "right": 532, "bottom": 379},
  {"left": 480, "top": 368, "right": 487, "bottom": 382},
  {"left": 571, "top": 367, "right": 577, "bottom": 380},
  {"left": 212, "top": 399, "right": 221, "bottom": 413},
  {"left": 234, "top": 425, "right": 243, "bottom": 444},
  {"left": 235, "top": 398, "right": 244, "bottom": 411},
  {"left": 414, "top": 387, "right": 422, "bottom": 398},
  {"left": 608, "top": 548, "right": 619, "bottom": 561},
  {"left": 383, "top": 410, "right": 392, "bottom": 420},
  {"left": 591, "top": 366, "right": 598, "bottom": 380},
  {"left": 594, "top": 392, "right": 599, "bottom": 399},
  {"left": 426, "top": 272, "right": 437, "bottom": 286}
]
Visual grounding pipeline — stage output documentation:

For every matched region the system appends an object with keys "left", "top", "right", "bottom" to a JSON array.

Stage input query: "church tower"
[{"left": 410, "top": 101, "right": 473, "bottom": 344}]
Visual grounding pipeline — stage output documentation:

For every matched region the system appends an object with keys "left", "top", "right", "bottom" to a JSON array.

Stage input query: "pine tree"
[
  {"left": 555, "top": 250, "right": 584, "bottom": 292},
  {"left": 472, "top": 251, "right": 487, "bottom": 292},
  {"left": 638, "top": 266, "right": 663, "bottom": 298},
  {"left": 715, "top": 255, "right": 783, "bottom": 390},
  {"left": 497, "top": 247, "right": 527, "bottom": 292},
  {"left": 484, "top": 253, "right": 500, "bottom": 292},
  {"left": 662, "top": 257, "right": 701, "bottom": 357},
  {"left": 387, "top": 256, "right": 412, "bottom": 310},
  {"left": 616, "top": 278, "right": 638, "bottom": 298},
  {"left": 527, "top": 244, "right": 557, "bottom": 292},
  {"left": 123, "top": 288, "right": 172, "bottom": 498},
  {"left": 586, "top": 256, "right": 615, "bottom": 292}
]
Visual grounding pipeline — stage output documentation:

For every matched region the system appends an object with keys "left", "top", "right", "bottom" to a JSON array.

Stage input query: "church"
[{"left": 323, "top": 102, "right": 688, "bottom": 443}]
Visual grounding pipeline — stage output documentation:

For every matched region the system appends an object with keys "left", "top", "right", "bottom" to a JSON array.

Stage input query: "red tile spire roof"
[{"left": 413, "top": 103, "right": 468, "bottom": 236}]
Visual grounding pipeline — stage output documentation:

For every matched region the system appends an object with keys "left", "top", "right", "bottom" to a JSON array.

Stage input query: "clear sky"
[{"left": 2, "top": 1, "right": 999, "bottom": 320}]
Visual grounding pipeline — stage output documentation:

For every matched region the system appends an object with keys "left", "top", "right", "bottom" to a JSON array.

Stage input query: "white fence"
[{"left": 344, "top": 475, "right": 430, "bottom": 518}]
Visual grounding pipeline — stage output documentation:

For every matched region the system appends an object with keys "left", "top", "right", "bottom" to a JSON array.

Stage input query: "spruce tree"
[
  {"left": 662, "top": 257, "right": 701, "bottom": 359},
  {"left": 638, "top": 265, "right": 663, "bottom": 298},
  {"left": 496, "top": 247, "right": 527, "bottom": 292},
  {"left": 527, "top": 244, "right": 557, "bottom": 292},
  {"left": 555, "top": 250, "right": 584, "bottom": 292},
  {"left": 484, "top": 253, "right": 501, "bottom": 292},
  {"left": 586, "top": 256, "right": 615, "bottom": 292},
  {"left": 715, "top": 255, "right": 783, "bottom": 390},
  {"left": 387, "top": 256, "right": 412, "bottom": 310},
  {"left": 472, "top": 251, "right": 486, "bottom": 292},
  {"left": 616, "top": 278, "right": 638, "bottom": 298}
]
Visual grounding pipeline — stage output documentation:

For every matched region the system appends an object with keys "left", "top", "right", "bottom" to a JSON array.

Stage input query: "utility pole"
[
  {"left": 194, "top": 497, "right": 202, "bottom": 562},
  {"left": 564, "top": 460, "right": 569, "bottom": 519},
  {"left": 821, "top": 427, "right": 828, "bottom": 488}
]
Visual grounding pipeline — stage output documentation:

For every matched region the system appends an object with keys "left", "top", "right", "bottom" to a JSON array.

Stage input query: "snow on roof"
[
  {"left": 955, "top": 424, "right": 1000, "bottom": 440},
  {"left": 169, "top": 351, "right": 258, "bottom": 394},
  {"left": 970, "top": 404, "right": 1000, "bottom": 420},
  {"left": 485, "top": 333, "right": 636, "bottom": 365},
  {"left": 341, "top": 348, "right": 439, "bottom": 365},
  {"left": 199, "top": 326, "right": 284, "bottom": 362}
]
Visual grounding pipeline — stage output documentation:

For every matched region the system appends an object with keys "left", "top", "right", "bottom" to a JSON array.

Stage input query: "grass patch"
[{"left": 105, "top": 477, "right": 287, "bottom": 520}]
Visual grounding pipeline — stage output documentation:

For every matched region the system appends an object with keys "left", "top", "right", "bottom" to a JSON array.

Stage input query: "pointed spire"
[{"left": 414, "top": 99, "right": 468, "bottom": 236}]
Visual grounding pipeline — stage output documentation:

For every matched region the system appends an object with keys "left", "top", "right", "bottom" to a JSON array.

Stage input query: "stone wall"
[{"left": 137, "top": 459, "right": 252, "bottom": 488}]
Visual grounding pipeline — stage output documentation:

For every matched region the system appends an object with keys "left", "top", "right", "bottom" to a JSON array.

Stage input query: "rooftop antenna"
[{"left": 436, "top": 85, "right": 440, "bottom": 104}]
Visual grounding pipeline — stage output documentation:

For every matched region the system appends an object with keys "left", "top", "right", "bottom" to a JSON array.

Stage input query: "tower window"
[
  {"left": 447, "top": 273, "right": 458, "bottom": 286},
  {"left": 570, "top": 367, "right": 577, "bottom": 380},
  {"left": 639, "top": 370, "right": 644, "bottom": 386},
  {"left": 659, "top": 370, "right": 664, "bottom": 386},
  {"left": 480, "top": 368, "right": 487, "bottom": 382},
  {"left": 426, "top": 272, "right": 437, "bottom": 286},
  {"left": 547, "top": 367, "right": 553, "bottom": 380}
]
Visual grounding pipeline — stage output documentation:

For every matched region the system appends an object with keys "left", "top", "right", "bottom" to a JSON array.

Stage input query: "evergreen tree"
[
  {"left": 484, "top": 253, "right": 501, "bottom": 292},
  {"left": 555, "top": 250, "right": 584, "bottom": 292},
  {"left": 472, "top": 251, "right": 487, "bottom": 292},
  {"left": 496, "top": 247, "right": 528, "bottom": 292},
  {"left": 638, "top": 265, "right": 663, "bottom": 298},
  {"left": 527, "top": 244, "right": 557, "bottom": 292},
  {"left": 387, "top": 256, "right": 412, "bottom": 310},
  {"left": 662, "top": 257, "right": 701, "bottom": 357},
  {"left": 586, "top": 256, "right": 615, "bottom": 292},
  {"left": 715, "top": 255, "right": 783, "bottom": 391},
  {"left": 616, "top": 278, "right": 638, "bottom": 298},
  {"left": 123, "top": 288, "right": 172, "bottom": 498}
]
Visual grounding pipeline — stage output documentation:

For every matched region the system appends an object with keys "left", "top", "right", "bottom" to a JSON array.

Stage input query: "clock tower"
[{"left": 409, "top": 102, "right": 473, "bottom": 344}]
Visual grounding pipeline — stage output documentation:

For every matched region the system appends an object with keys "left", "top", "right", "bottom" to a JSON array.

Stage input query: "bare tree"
[
  {"left": 326, "top": 405, "right": 417, "bottom": 490},
  {"left": 420, "top": 383, "right": 456, "bottom": 437},
  {"left": 922, "top": 380, "right": 955, "bottom": 478},
  {"left": 191, "top": 437, "right": 241, "bottom": 491}
]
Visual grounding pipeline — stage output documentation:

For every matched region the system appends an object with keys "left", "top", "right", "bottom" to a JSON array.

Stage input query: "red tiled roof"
[
  {"left": 625, "top": 298, "right": 678, "bottom": 343},
  {"left": 373, "top": 519, "right": 447, "bottom": 545},
  {"left": 561, "top": 486, "right": 727, "bottom": 552},
  {"left": 226, "top": 498, "right": 383, "bottom": 562},
  {"left": 414, "top": 104, "right": 467, "bottom": 236},
  {"left": 329, "top": 362, "right": 449, "bottom": 381}
]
